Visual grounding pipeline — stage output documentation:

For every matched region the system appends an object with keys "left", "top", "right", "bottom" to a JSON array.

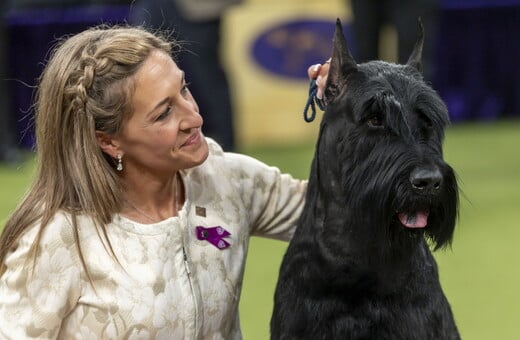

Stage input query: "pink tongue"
[{"left": 398, "top": 211, "right": 429, "bottom": 228}]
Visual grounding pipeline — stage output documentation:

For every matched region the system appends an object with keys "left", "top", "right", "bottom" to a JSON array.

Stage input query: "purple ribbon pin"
[{"left": 195, "top": 226, "right": 231, "bottom": 250}]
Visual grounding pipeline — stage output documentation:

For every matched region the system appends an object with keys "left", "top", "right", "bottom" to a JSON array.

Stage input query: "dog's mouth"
[{"left": 397, "top": 210, "right": 429, "bottom": 229}]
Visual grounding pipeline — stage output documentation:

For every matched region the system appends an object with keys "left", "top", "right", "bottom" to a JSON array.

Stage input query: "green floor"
[{"left": 1, "top": 119, "right": 519, "bottom": 339}]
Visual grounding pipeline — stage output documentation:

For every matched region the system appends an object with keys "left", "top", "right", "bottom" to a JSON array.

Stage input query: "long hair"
[{"left": 0, "top": 25, "right": 175, "bottom": 276}]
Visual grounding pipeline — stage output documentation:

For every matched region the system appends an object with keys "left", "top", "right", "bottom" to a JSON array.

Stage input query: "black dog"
[{"left": 271, "top": 19, "right": 460, "bottom": 340}]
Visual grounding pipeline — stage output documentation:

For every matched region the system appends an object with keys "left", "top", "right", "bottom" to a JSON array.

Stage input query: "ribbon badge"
[{"left": 195, "top": 226, "right": 231, "bottom": 250}]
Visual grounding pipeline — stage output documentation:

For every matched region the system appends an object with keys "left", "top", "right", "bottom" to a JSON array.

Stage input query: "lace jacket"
[{"left": 0, "top": 139, "right": 306, "bottom": 339}]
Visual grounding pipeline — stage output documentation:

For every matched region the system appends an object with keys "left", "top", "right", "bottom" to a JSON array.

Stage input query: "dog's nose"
[{"left": 410, "top": 167, "right": 443, "bottom": 192}]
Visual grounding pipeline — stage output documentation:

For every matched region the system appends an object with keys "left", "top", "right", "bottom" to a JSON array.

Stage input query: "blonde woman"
[{"left": 0, "top": 26, "right": 329, "bottom": 338}]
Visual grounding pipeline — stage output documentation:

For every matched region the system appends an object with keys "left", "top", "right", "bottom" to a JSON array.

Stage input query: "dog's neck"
[{"left": 306, "top": 189, "right": 435, "bottom": 286}]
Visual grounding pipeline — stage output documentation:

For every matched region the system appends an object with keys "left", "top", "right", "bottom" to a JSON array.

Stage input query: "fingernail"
[{"left": 312, "top": 64, "right": 320, "bottom": 72}]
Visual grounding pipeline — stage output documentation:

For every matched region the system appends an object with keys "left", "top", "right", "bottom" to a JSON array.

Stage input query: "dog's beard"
[{"left": 320, "top": 141, "right": 459, "bottom": 258}]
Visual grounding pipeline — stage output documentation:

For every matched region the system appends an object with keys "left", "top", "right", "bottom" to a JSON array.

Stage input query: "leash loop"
[{"left": 303, "top": 79, "right": 327, "bottom": 123}]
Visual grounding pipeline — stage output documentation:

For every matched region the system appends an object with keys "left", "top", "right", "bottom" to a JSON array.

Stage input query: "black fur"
[{"left": 271, "top": 19, "right": 460, "bottom": 340}]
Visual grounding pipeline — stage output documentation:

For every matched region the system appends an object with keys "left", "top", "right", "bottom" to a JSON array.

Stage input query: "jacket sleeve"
[
  {"left": 0, "top": 215, "right": 81, "bottom": 338},
  {"left": 250, "top": 166, "right": 307, "bottom": 241},
  {"left": 223, "top": 150, "right": 307, "bottom": 241}
]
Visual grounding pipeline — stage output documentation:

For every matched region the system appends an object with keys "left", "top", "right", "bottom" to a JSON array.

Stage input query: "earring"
[{"left": 116, "top": 154, "right": 123, "bottom": 171}]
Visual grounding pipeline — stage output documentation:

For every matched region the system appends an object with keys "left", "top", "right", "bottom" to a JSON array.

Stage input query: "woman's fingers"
[{"left": 315, "top": 59, "right": 330, "bottom": 99}]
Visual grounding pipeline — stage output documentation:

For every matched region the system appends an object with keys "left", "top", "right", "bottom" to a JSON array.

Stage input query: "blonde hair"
[{"left": 0, "top": 25, "right": 175, "bottom": 276}]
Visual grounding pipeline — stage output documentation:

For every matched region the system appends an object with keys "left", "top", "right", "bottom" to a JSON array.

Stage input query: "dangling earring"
[{"left": 116, "top": 154, "right": 123, "bottom": 171}]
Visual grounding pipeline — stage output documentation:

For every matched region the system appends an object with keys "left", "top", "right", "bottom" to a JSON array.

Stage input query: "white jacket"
[{"left": 0, "top": 139, "right": 307, "bottom": 339}]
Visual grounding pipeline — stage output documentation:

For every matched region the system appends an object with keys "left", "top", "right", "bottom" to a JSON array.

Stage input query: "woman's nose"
[{"left": 179, "top": 97, "right": 203, "bottom": 131}]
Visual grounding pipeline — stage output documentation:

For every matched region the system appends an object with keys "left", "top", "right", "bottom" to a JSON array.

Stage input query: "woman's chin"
[{"left": 185, "top": 137, "right": 209, "bottom": 168}]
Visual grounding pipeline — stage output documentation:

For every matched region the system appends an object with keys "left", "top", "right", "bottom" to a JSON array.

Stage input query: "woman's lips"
[{"left": 181, "top": 130, "right": 201, "bottom": 147}]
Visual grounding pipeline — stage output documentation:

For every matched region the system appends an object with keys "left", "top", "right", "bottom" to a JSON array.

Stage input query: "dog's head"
[{"left": 311, "top": 19, "right": 458, "bottom": 252}]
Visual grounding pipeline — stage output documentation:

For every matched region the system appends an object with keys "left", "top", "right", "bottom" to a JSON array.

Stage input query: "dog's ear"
[
  {"left": 325, "top": 18, "right": 357, "bottom": 103},
  {"left": 406, "top": 18, "right": 424, "bottom": 72}
]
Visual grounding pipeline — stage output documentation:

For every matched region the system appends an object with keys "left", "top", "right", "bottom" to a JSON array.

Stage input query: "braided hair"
[{"left": 0, "top": 25, "right": 177, "bottom": 276}]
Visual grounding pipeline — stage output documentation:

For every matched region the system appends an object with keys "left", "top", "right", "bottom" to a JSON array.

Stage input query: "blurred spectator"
[
  {"left": 0, "top": 3, "right": 24, "bottom": 165},
  {"left": 130, "top": 0, "right": 241, "bottom": 151},
  {"left": 349, "top": 0, "right": 439, "bottom": 80}
]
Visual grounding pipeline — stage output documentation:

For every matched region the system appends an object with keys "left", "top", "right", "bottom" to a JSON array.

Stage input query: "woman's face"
[{"left": 116, "top": 50, "right": 209, "bottom": 176}]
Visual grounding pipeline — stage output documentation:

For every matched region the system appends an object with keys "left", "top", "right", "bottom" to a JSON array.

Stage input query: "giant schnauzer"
[{"left": 271, "top": 19, "right": 460, "bottom": 340}]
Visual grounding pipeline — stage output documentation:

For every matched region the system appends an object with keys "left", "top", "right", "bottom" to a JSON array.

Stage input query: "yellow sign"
[{"left": 222, "top": 1, "right": 351, "bottom": 146}]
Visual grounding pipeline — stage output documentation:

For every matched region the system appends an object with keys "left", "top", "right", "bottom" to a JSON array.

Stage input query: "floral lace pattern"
[{"left": 0, "top": 139, "right": 306, "bottom": 339}]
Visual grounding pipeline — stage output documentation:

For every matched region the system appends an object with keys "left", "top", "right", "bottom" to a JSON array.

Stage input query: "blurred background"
[{"left": 0, "top": 0, "right": 519, "bottom": 338}]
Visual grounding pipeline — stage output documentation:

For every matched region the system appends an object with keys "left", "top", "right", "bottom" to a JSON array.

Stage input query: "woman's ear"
[{"left": 95, "top": 131, "right": 121, "bottom": 159}]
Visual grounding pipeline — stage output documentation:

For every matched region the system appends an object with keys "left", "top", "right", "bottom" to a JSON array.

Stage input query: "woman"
[{"left": 0, "top": 25, "right": 329, "bottom": 338}]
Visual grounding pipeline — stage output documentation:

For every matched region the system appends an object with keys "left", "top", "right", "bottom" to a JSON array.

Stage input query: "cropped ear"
[
  {"left": 406, "top": 18, "right": 425, "bottom": 72},
  {"left": 324, "top": 18, "right": 357, "bottom": 103},
  {"left": 95, "top": 130, "right": 121, "bottom": 159}
]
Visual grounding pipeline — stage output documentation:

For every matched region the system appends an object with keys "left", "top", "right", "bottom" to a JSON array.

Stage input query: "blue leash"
[{"left": 303, "top": 79, "right": 327, "bottom": 122}]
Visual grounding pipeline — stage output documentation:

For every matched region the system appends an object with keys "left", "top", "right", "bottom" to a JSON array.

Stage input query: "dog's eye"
[
  {"left": 367, "top": 114, "right": 384, "bottom": 128},
  {"left": 418, "top": 112, "right": 433, "bottom": 128},
  {"left": 416, "top": 112, "right": 434, "bottom": 141}
]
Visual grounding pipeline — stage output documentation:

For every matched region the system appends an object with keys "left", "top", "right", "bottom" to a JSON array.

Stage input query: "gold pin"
[{"left": 195, "top": 206, "right": 206, "bottom": 217}]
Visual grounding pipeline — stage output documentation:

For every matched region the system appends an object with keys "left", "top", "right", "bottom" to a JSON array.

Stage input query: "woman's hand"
[{"left": 307, "top": 59, "right": 330, "bottom": 100}]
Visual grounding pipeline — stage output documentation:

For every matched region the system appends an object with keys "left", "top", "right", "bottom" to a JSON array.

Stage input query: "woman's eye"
[
  {"left": 181, "top": 82, "right": 191, "bottom": 96},
  {"left": 367, "top": 114, "right": 384, "bottom": 128},
  {"left": 156, "top": 106, "right": 172, "bottom": 121}
]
